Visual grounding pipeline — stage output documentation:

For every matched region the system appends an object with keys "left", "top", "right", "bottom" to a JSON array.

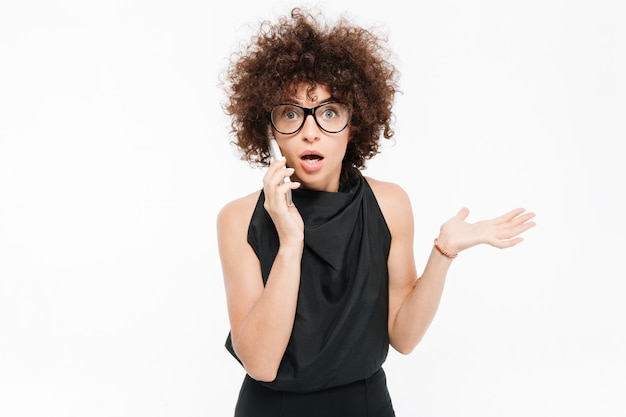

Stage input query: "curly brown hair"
[{"left": 221, "top": 7, "right": 399, "bottom": 185}]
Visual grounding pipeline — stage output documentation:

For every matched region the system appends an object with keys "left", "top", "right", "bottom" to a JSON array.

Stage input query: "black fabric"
[
  {"left": 234, "top": 367, "right": 396, "bottom": 417},
  {"left": 225, "top": 175, "right": 392, "bottom": 393}
]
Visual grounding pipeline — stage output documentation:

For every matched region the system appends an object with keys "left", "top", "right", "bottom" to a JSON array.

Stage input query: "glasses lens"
[
  {"left": 314, "top": 103, "right": 349, "bottom": 133},
  {"left": 271, "top": 105, "right": 304, "bottom": 134}
]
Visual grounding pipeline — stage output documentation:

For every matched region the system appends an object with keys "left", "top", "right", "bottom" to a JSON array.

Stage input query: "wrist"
[
  {"left": 278, "top": 237, "right": 304, "bottom": 254},
  {"left": 434, "top": 238, "right": 457, "bottom": 259}
]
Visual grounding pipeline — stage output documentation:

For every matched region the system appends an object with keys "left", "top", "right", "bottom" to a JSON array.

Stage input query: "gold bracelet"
[{"left": 434, "top": 238, "right": 457, "bottom": 258}]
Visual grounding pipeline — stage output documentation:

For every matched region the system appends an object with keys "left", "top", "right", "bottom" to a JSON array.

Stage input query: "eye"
[
  {"left": 280, "top": 106, "right": 302, "bottom": 120},
  {"left": 319, "top": 104, "right": 341, "bottom": 120},
  {"left": 322, "top": 108, "right": 337, "bottom": 119}
]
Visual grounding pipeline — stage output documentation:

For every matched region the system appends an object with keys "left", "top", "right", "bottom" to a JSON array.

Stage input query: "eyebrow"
[{"left": 285, "top": 97, "right": 334, "bottom": 106}]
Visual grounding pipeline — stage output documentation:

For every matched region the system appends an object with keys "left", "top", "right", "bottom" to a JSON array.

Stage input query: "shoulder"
[
  {"left": 216, "top": 190, "right": 262, "bottom": 232},
  {"left": 364, "top": 176, "right": 411, "bottom": 208},
  {"left": 364, "top": 176, "right": 414, "bottom": 231}
]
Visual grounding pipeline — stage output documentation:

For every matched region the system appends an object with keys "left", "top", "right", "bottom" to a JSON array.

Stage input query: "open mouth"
[
  {"left": 299, "top": 151, "right": 324, "bottom": 171},
  {"left": 301, "top": 154, "right": 323, "bottom": 165}
]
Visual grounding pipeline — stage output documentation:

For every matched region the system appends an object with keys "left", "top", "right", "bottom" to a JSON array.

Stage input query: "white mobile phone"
[{"left": 268, "top": 132, "right": 294, "bottom": 206}]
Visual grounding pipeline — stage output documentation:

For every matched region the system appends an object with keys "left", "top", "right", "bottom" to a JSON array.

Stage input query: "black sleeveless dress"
[{"left": 225, "top": 175, "right": 392, "bottom": 398}]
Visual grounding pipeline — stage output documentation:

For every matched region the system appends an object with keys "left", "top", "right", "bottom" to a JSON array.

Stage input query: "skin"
[{"left": 217, "top": 84, "right": 537, "bottom": 382}]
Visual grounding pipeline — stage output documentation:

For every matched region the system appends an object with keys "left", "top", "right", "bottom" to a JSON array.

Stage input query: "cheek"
[{"left": 334, "top": 139, "right": 350, "bottom": 159}]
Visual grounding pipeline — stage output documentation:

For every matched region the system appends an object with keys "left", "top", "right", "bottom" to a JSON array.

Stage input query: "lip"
[{"left": 298, "top": 150, "right": 325, "bottom": 173}]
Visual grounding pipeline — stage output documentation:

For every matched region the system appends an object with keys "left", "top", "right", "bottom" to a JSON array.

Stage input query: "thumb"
[{"left": 456, "top": 207, "right": 470, "bottom": 221}]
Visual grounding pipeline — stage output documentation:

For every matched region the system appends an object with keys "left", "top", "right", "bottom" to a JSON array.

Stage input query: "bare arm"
[
  {"left": 218, "top": 159, "right": 302, "bottom": 381},
  {"left": 367, "top": 178, "right": 536, "bottom": 354}
]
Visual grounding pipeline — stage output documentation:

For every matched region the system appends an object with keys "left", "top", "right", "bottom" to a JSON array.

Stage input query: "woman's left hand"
[{"left": 437, "top": 207, "right": 536, "bottom": 255}]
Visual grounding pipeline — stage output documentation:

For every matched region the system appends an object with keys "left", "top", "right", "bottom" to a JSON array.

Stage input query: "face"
[{"left": 271, "top": 84, "right": 350, "bottom": 192}]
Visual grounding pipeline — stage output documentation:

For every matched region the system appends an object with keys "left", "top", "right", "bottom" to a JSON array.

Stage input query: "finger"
[
  {"left": 264, "top": 165, "right": 293, "bottom": 189},
  {"left": 277, "top": 180, "right": 300, "bottom": 193},
  {"left": 509, "top": 220, "right": 537, "bottom": 235},
  {"left": 498, "top": 216, "right": 535, "bottom": 236},
  {"left": 269, "top": 158, "right": 288, "bottom": 173},
  {"left": 455, "top": 207, "right": 470, "bottom": 221},
  {"left": 269, "top": 172, "right": 298, "bottom": 208},
  {"left": 511, "top": 211, "right": 536, "bottom": 226},
  {"left": 492, "top": 236, "right": 524, "bottom": 249},
  {"left": 495, "top": 219, "right": 536, "bottom": 241},
  {"left": 275, "top": 166, "right": 294, "bottom": 180},
  {"left": 514, "top": 220, "right": 536, "bottom": 234},
  {"left": 494, "top": 208, "right": 527, "bottom": 224},
  {"left": 263, "top": 158, "right": 286, "bottom": 181},
  {"left": 508, "top": 211, "right": 537, "bottom": 230}
]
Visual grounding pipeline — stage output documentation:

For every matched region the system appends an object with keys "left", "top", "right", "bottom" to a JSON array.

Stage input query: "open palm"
[{"left": 439, "top": 207, "right": 536, "bottom": 254}]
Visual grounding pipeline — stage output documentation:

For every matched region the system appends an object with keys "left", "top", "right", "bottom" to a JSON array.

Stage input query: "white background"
[{"left": 1, "top": 1, "right": 625, "bottom": 416}]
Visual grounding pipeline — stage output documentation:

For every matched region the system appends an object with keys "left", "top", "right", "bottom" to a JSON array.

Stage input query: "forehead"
[{"left": 287, "top": 83, "right": 331, "bottom": 105}]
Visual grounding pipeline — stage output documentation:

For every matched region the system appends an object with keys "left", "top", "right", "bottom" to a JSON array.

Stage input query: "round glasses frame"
[{"left": 270, "top": 102, "right": 350, "bottom": 135}]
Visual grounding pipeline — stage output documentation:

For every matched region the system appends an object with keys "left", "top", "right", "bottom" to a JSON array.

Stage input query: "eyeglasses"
[{"left": 270, "top": 102, "right": 350, "bottom": 135}]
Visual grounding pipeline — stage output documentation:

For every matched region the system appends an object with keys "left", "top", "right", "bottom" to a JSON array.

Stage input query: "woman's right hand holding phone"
[{"left": 263, "top": 158, "right": 303, "bottom": 246}]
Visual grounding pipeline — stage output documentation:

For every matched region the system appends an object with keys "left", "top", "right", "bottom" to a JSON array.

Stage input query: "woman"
[{"left": 217, "top": 8, "right": 535, "bottom": 416}]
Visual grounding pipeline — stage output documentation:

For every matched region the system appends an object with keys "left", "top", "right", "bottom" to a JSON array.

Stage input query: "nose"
[{"left": 300, "top": 114, "right": 321, "bottom": 143}]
